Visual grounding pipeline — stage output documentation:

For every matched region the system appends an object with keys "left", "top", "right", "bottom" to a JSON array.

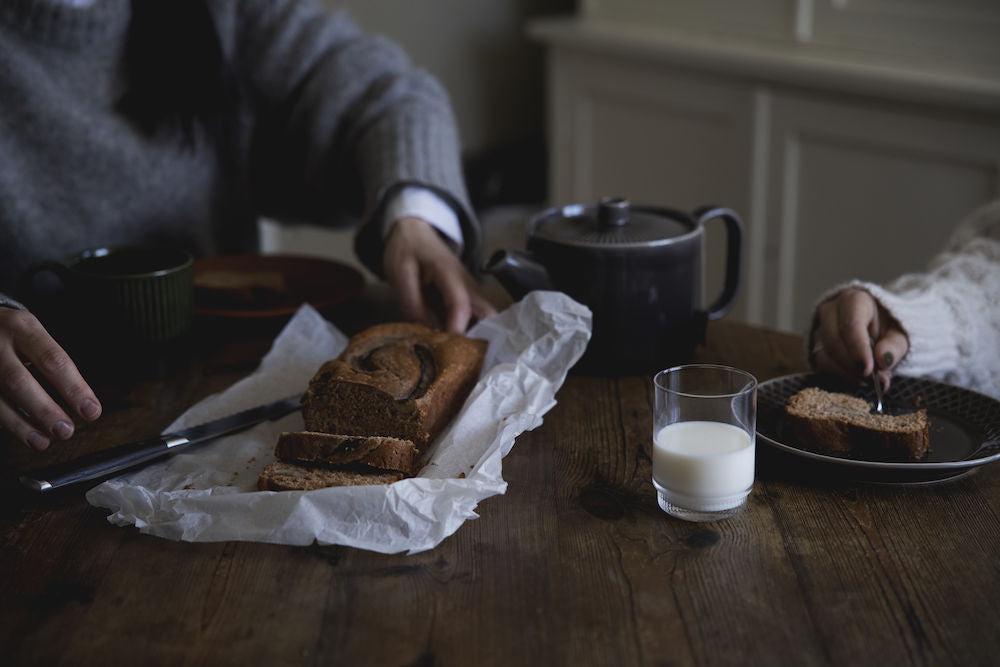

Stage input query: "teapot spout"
[{"left": 484, "top": 249, "right": 553, "bottom": 300}]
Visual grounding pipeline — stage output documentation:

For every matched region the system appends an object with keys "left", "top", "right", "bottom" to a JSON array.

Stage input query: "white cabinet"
[
  {"left": 760, "top": 92, "right": 999, "bottom": 331},
  {"left": 531, "top": 6, "right": 1000, "bottom": 333}
]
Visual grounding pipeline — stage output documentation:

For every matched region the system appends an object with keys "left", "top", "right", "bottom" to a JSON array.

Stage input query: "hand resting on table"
[{"left": 0, "top": 307, "right": 102, "bottom": 450}]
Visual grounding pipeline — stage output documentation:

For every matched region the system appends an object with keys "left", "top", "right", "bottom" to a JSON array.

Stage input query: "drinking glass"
[{"left": 652, "top": 364, "right": 758, "bottom": 522}]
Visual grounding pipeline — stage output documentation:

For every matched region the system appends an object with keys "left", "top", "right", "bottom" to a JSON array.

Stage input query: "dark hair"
[{"left": 116, "top": 0, "right": 239, "bottom": 147}]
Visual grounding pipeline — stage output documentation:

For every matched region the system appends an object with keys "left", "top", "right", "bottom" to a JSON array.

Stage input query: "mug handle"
[
  {"left": 694, "top": 206, "right": 743, "bottom": 321},
  {"left": 18, "top": 261, "right": 69, "bottom": 304}
]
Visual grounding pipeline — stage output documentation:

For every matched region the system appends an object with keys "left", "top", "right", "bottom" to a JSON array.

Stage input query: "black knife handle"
[{"left": 18, "top": 435, "right": 189, "bottom": 492}]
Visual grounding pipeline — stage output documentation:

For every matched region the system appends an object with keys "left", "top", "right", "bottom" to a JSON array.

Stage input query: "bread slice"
[
  {"left": 785, "top": 387, "right": 930, "bottom": 461},
  {"left": 301, "top": 322, "right": 486, "bottom": 448},
  {"left": 257, "top": 462, "right": 403, "bottom": 491},
  {"left": 195, "top": 269, "right": 286, "bottom": 307},
  {"left": 274, "top": 432, "right": 421, "bottom": 476}
]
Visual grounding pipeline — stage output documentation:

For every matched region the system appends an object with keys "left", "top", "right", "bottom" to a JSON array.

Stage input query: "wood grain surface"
[{"left": 2, "top": 301, "right": 999, "bottom": 666}]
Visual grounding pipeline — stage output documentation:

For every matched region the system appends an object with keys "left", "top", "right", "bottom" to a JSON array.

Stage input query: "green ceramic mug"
[{"left": 27, "top": 245, "right": 195, "bottom": 347}]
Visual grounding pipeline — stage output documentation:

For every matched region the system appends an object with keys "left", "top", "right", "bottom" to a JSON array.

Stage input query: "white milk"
[{"left": 653, "top": 421, "right": 754, "bottom": 511}]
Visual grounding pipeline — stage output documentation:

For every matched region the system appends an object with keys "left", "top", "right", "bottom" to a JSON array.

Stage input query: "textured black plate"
[{"left": 757, "top": 374, "right": 1000, "bottom": 485}]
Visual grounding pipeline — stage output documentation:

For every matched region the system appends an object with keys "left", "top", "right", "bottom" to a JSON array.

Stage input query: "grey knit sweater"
[{"left": 0, "top": 0, "right": 478, "bottom": 309}]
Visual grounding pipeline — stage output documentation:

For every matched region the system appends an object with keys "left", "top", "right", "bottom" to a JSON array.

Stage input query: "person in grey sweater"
[{"left": 0, "top": 0, "right": 495, "bottom": 451}]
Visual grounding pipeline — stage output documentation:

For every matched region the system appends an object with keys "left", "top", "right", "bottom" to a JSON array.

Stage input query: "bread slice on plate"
[
  {"left": 785, "top": 386, "right": 930, "bottom": 461},
  {"left": 257, "top": 462, "right": 403, "bottom": 491}
]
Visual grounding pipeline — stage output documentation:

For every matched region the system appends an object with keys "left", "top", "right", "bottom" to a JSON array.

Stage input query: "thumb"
[
  {"left": 873, "top": 327, "right": 908, "bottom": 391},
  {"left": 874, "top": 328, "right": 908, "bottom": 372}
]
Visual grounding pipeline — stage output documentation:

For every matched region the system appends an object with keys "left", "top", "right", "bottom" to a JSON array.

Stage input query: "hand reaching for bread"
[
  {"left": 811, "top": 288, "right": 909, "bottom": 392},
  {"left": 382, "top": 216, "right": 496, "bottom": 334}
]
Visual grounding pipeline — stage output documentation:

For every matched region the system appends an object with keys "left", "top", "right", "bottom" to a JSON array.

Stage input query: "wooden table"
[{"left": 2, "top": 294, "right": 999, "bottom": 666}]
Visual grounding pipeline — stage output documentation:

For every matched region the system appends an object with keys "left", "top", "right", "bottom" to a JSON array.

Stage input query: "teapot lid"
[{"left": 530, "top": 197, "right": 696, "bottom": 248}]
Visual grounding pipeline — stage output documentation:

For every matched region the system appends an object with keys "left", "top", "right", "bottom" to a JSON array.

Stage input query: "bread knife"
[{"left": 19, "top": 394, "right": 302, "bottom": 492}]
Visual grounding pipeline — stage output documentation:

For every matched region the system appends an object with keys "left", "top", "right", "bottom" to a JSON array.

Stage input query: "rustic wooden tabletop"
[{"left": 2, "top": 291, "right": 998, "bottom": 666}]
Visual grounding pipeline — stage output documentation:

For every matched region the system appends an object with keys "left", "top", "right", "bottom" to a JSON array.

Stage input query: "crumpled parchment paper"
[{"left": 86, "top": 291, "right": 592, "bottom": 554}]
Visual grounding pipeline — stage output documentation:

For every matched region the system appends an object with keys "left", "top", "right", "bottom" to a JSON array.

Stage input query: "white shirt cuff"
[{"left": 381, "top": 186, "right": 464, "bottom": 252}]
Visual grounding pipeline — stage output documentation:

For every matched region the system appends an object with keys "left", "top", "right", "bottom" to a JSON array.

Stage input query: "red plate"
[{"left": 194, "top": 254, "right": 365, "bottom": 318}]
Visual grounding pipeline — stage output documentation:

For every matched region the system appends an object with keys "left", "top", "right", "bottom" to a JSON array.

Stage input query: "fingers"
[
  {"left": 0, "top": 393, "right": 52, "bottom": 451},
  {"left": 838, "top": 292, "right": 880, "bottom": 377},
  {"left": 873, "top": 326, "right": 908, "bottom": 391},
  {"left": 469, "top": 288, "right": 498, "bottom": 323},
  {"left": 437, "top": 273, "right": 472, "bottom": 334},
  {"left": 383, "top": 217, "right": 497, "bottom": 333},
  {"left": 813, "top": 289, "right": 877, "bottom": 381},
  {"left": 812, "top": 288, "right": 910, "bottom": 390},
  {"left": 0, "top": 308, "right": 101, "bottom": 450},
  {"left": 385, "top": 254, "right": 430, "bottom": 326},
  {"left": 423, "top": 265, "right": 497, "bottom": 333}
]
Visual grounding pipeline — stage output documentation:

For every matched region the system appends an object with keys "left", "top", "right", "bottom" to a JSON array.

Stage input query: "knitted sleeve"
[
  {"left": 208, "top": 0, "right": 479, "bottom": 274},
  {"left": 0, "top": 293, "right": 25, "bottom": 310},
  {"left": 810, "top": 198, "right": 1000, "bottom": 398}
]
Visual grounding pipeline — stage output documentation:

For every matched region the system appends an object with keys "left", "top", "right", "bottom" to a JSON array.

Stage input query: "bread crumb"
[{"left": 458, "top": 472, "right": 466, "bottom": 479}]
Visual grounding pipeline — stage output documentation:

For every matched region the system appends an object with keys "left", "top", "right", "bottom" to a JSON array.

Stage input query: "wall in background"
[{"left": 325, "top": 0, "right": 571, "bottom": 156}]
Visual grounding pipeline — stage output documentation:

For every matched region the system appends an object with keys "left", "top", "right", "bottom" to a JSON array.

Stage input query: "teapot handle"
[{"left": 694, "top": 206, "right": 743, "bottom": 320}]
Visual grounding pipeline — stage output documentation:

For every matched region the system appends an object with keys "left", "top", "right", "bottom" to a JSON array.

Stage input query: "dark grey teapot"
[{"left": 485, "top": 197, "right": 743, "bottom": 373}]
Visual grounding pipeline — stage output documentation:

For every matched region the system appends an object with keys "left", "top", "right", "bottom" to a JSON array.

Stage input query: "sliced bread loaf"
[
  {"left": 301, "top": 322, "right": 486, "bottom": 448},
  {"left": 262, "top": 322, "right": 485, "bottom": 492},
  {"left": 785, "top": 387, "right": 930, "bottom": 461}
]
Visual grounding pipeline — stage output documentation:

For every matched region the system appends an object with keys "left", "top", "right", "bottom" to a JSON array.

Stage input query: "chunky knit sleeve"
[
  {"left": 810, "top": 199, "right": 1000, "bottom": 398},
  {"left": 208, "top": 0, "right": 479, "bottom": 274}
]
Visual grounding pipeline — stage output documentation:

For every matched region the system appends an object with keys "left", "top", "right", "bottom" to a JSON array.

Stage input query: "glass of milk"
[{"left": 652, "top": 364, "right": 758, "bottom": 522}]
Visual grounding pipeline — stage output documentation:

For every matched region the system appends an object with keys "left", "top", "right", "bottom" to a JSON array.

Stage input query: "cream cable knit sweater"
[{"left": 813, "top": 198, "right": 1000, "bottom": 399}]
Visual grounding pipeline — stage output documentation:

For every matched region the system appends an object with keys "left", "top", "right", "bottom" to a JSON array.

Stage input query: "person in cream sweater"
[{"left": 810, "top": 198, "right": 1000, "bottom": 400}]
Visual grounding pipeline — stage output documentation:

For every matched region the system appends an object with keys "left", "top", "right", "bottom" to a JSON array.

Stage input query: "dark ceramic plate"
[
  {"left": 757, "top": 373, "right": 1000, "bottom": 485},
  {"left": 194, "top": 254, "right": 364, "bottom": 318}
]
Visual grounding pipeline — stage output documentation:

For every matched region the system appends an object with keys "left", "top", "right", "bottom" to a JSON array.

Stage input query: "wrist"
[{"left": 381, "top": 186, "right": 464, "bottom": 251}]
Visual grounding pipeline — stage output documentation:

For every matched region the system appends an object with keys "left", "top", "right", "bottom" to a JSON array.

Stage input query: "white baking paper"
[{"left": 86, "top": 291, "right": 592, "bottom": 554}]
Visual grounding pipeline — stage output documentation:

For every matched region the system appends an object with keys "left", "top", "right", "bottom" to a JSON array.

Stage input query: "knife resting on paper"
[{"left": 19, "top": 394, "right": 302, "bottom": 492}]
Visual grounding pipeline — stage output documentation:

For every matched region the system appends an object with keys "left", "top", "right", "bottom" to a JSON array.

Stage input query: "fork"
[
  {"left": 870, "top": 340, "right": 884, "bottom": 414},
  {"left": 872, "top": 370, "right": 885, "bottom": 414}
]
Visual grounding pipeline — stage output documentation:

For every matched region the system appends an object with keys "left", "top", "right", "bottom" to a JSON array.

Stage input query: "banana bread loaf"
[
  {"left": 301, "top": 322, "right": 487, "bottom": 448},
  {"left": 785, "top": 386, "right": 930, "bottom": 461}
]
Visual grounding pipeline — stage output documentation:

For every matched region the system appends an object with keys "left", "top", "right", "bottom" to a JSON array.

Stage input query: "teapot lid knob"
[{"left": 597, "top": 197, "right": 630, "bottom": 228}]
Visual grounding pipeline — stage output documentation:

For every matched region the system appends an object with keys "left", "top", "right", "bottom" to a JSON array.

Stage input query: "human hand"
[
  {"left": 382, "top": 217, "right": 496, "bottom": 333},
  {"left": 811, "top": 288, "right": 909, "bottom": 391},
  {"left": 0, "top": 308, "right": 102, "bottom": 450}
]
